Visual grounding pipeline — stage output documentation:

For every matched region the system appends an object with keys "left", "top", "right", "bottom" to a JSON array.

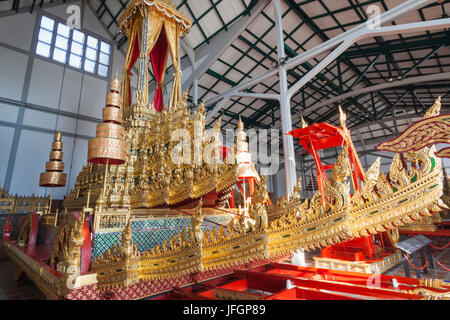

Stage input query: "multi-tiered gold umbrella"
[
  {"left": 39, "top": 131, "right": 67, "bottom": 215},
  {"left": 87, "top": 74, "right": 127, "bottom": 211}
]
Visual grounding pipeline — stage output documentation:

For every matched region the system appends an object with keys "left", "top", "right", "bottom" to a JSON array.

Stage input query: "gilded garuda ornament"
[
  {"left": 191, "top": 199, "right": 204, "bottom": 243},
  {"left": 249, "top": 174, "right": 269, "bottom": 230},
  {"left": 377, "top": 97, "right": 450, "bottom": 157}
]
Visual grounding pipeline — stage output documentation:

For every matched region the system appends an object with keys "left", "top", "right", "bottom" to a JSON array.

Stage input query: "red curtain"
[
  {"left": 150, "top": 28, "right": 169, "bottom": 112},
  {"left": 127, "top": 35, "right": 140, "bottom": 107}
]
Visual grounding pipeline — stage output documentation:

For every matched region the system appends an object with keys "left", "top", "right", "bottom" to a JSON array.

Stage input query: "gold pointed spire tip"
[
  {"left": 237, "top": 115, "right": 244, "bottom": 130},
  {"left": 110, "top": 72, "right": 121, "bottom": 92},
  {"left": 339, "top": 105, "right": 347, "bottom": 129},
  {"left": 301, "top": 116, "right": 308, "bottom": 128},
  {"left": 54, "top": 131, "right": 62, "bottom": 141}
]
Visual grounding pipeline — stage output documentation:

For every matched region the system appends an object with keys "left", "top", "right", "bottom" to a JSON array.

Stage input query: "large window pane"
[
  {"left": 100, "top": 41, "right": 110, "bottom": 54},
  {"left": 99, "top": 52, "right": 109, "bottom": 65},
  {"left": 98, "top": 64, "right": 108, "bottom": 77},
  {"left": 38, "top": 29, "right": 53, "bottom": 44},
  {"left": 84, "top": 59, "right": 96, "bottom": 73},
  {"left": 40, "top": 16, "right": 54, "bottom": 31},
  {"left": 70, "top": 41, "right": 83, "bottom": 55},
  {"left": 36, "top": 15, "right": 111, "bottom": 78},
  {"left": 72, "top": 30, "right": 85, "bottom": 43},
  {"left": 85, "top": 47, "right": 97, "bottom": 61},
  {"left": 87, "top": 36, "right": 98, "bottom": 49},
  {"left": 53, "top": 48, "right": 67, "bottom": 63},
  {"left": 69, "top": 54, "right": 82, "bottom": 69},
  {"left": 36, "top": 41, "right": 51, "bottom": 58},
  {"left": 57, "top": 23, "right": 70, "bottom": 37},
  {"left": 55, "top": 35, "right": 68, "bottom": 50}
]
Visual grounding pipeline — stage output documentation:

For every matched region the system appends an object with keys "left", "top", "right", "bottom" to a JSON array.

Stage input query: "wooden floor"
[{"left": 0, "top": 241, "right": 45, "bottom": 300}]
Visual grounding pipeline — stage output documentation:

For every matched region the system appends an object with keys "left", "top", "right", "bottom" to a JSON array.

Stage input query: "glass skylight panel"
[
  {"left": 85, "top": 47, "right": 97, "bottom": 61},
  {"left": 70, "top": 41, "right": 83, "bottom": 56},
  {"left": 84, "top": 59, "right": 96, "bottom": 73},
  {"left": 55, "top": 36, "right": 68, "bottom": 50},
  {"left": 100, "top": 41, "right": 110, "bottom": 54},
  {"left": 35, "top": 15, "right": 110, "bottom": 77},
  {"left": 69, "top": 54, "right": 82, "bottom": 69},
  {"left": 87, "top": 36, "right": 98, "bottom": 49},
  {"left": 36, "top": 41, "right": 51, "bottom": 58},
  {"left": 72, "top": 30, "right": 85, "bottom": 43},
  {"left": 97, "top": 41, "right": 111, "bottom": 77},
  {"left": 53, "top": 48, "right": 67, "bottom": 63},
  {"left": 57, "top": 23, "right": 70, "bottom": 37},
  {"left": 98, "top": 64, "right": 108, "bottom": 77},
  {"left": 38, "top": 28, "right": 53, "bottom": 44},
  {"left": 99, "top": 52, "right": 109, "bottom": 65},
  {"left": 40, "top": 16, "right": 54, "bottom": 31}
]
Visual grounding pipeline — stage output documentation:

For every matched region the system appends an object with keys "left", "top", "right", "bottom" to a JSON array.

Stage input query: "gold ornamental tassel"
[
  {"left": 39, "top": 131, "right": 67, "bottom": 214},
  {"left": 87, "top": 73, "right": 128, "bottom": 212}
]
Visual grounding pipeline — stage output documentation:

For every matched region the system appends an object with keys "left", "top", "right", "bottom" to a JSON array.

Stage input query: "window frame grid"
[
  {"left": 36, "top": 16, "right": 56, "bottom": 58},
  {"left": 34, "top": 11, "right": 113, "bottom": 80},
  {"left": 51, "top": 22, "right": 70, "bottom": 64}
]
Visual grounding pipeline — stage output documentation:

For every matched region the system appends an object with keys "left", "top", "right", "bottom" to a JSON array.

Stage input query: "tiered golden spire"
[
  {"left": 87, "top": 73, "right": 128, "bottom": 211},
  {"left": 235, "top": 117, "right": 259, "bottom": 182},
  {"left": 39, "top": 131, "right": 67, "bottom": 214}
]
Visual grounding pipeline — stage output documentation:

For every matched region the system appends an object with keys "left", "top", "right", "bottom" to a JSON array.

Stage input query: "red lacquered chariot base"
[{"left": 154, "top": 262, "right": 449, "bottom": 300}]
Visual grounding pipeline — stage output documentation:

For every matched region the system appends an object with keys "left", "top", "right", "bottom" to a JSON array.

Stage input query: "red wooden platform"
[{"left": 153, "top": 262, "right": 450, "bottom": 300}]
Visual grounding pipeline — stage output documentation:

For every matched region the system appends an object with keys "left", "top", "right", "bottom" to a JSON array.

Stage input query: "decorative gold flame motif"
[
  {"left": 301, "top": 116, "right": 308, "bottom": 128},
  {"left": 339, "top": 105, "right": 347, "bottom": 131},
  {"left": 377, "top": 97, "right": 450, "bottom": 155}
]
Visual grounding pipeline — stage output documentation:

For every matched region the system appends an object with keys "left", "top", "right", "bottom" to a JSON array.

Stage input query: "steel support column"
[{"left": 273, "top": 0, "right": 297, "bottom": 197}]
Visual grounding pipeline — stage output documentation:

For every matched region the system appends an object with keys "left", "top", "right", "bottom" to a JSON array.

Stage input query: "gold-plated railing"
[{"left": 93, "top": 210, "right": 130, "bottom": 233}]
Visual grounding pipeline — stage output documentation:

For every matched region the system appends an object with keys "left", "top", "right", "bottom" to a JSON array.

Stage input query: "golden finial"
[
  {"left": 301, "top": 116, "right": 308, "bottom": 128},
  {"left": 54, "top": 131, "right": 62, "bottom": 141},
  {"left": 237, "top": 115, "right": 244, "bottom": 130},
  {"left": 424, "top": 96, "right": 441, "bottom": 118},
  {"left": 88, "top": 73, "right": 128, "bottom": 211},
  {"left": 213, "top": 116, "right": 222, "bottom": 131},
  {"left": 339, "top": 105, "right": 347, "bottom": 131},
  {"left": 195, "top": 101, "right": 205, "bottom": 120},
  {"left": 198, "top": 100, "right": 205, "bottom": 113},
  {"left": 39, "top": 131, "right": 67, "bottom": 188},
  {"left": 182, "top": 88, "right": 189, "bottom": 101},
  {"left": 110, "top": 70, "right": 121, "bottom": 93},
  {"left": 39, "top": 131, "right": 67, "bottom": 214}
]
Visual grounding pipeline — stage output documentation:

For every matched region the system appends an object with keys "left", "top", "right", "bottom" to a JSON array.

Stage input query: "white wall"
[{"left": 0, "top": 3, "right": 125, "bottom": 199}]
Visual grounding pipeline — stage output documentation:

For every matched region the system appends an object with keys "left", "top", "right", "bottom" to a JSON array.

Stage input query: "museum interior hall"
[{"left": 0, "top": 0, "right": 449, "bottom": 302}]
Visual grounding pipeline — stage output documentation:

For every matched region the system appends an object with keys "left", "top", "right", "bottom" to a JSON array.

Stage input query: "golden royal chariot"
[{"left": 2, "top": 0, "right": 449, "bottom": 300}]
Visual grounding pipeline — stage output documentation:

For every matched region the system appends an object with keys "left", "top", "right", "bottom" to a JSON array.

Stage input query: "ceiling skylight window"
[{"left": 35, "top": 15, "right": 111, "bottom": 78}]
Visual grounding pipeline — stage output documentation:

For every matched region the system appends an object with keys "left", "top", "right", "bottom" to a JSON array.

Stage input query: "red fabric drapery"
[
  {"left": 127, "top": 35, "right": 140, "bottom": 107},
  {"left": 150, "top": 28, "right": 169, "bottom": 112}
]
